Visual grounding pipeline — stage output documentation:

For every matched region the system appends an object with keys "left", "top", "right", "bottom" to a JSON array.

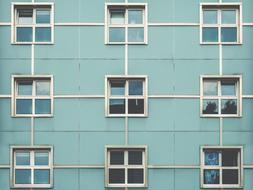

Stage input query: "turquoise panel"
[
  {"left": 129, "top": 132, "right": 174, "bottom": 165},
  {"left": 79, "top": 99, "right": 125, "bottom": 131},
  {"left": 79, "top": 132, "right": 124, "bottom": 164},
  {"left": 174, "top": 132, "right": 219, "bottom": 165},
  {"left": 0, "top": 99, "right": 31, "bottom": 132},
  {"left": 80, "top": 169, "right": 105, "bottom": 190},
  {"left": 244, "top": 170, "right": 253, "bottom": 190},
  {"left": 0, "top": 132, "right": 30, "bottom": 164},
  {"left": 223, "top": 132, "right": 253, "bottom": 165},
  {"left": 175, "top": 169, "right": 200, "bottom": 190},
  {"left": 80, "top": 0, "right": 104, "bottom": 22},
  {"left": 54, "top": 169, "right": 79, "bottom": 190},
  {"left": 243, "top": 0, "right": 253, "bottom": 23},
  {"left": 174, "top": 0, "right": 199, "bottom": 22},
  {"left": 148, "top": 169, "right": 174, "bottom": 190},
  {"left": 35, "top": 132, "right": 79, "bottom": 165},
  {"left": 223, "top": 99, "right": 253, "bottom": 132},
  {"left": 0, "top": 169, "right": 9, "bottom": 190}
]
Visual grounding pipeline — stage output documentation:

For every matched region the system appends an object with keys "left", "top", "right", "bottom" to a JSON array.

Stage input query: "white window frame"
[
  {"left": 105, "top": 145, "right": 147, "bottom": 188},
  {"left": 105, "top": 75, "right": 148, "bottom": 117},
  {"left": 11, "top": 2, "right": 54, "bottom": 44},
  {"left": 200, "top": 146, "right": 243, "bottom": 189},
  {"left": 200, "top": 75, "right": 242, "bottom": 118},
  {"left": 11, "top": 75, "right": 54, "bottom": 117},
  {"left": 10, "top": 146, "right": 53, "bottom": 189},
  {"left": 200, "top": 3, "right": 242, "bottom": 45},
  {"left": 105, "top": 3, "right": 148, "bottom": 45}
]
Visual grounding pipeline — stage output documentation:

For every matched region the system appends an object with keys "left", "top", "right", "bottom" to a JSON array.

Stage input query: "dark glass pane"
[
  {"left": 205, "top": 151, "right": 219, "bottom": 166},
  {"left": 35, "top": 27, "right": 51, "bottom": 42},
  {"left": 221, "top": 27, "right": 237, "bottom": 42},
  {"left": 222, "top": 149, "right": 238, "bottom": 166},
  {"left": 128, "top": 27, "right": 144, "bottom": 42},
  {"left": 204, "top": 169, "right": 219, "bottom": 184},
  {"left": 16, "top": 99, "right": 32, "bottom": 114},
  {"left": 222, "top": 169, "right": 238, "bottom": 184},
  {"left": 17, "top": 9, "right": 33, "bottom": 24},
  {"left": 129, "top": 80, "right": 143, "bottom": 95},
  {"left": 17, "top": 27, "right": 33, "bottom": 42},
  {"left": 16, "top": 152, "right": 30, "bottom": 165},
  {"left": 202, "top": 99, "right": 218, "bottom": 114},
  {"left": 203, "top": 10, "right": 218, "bottom": 24},
  {"left": 128, "top": 169, "right": 144, "bottom": 184},
  {"left": 203, "top": 81, "right": 218, "bottom": 96},
  {"left": 128, "top": 99, "right": 144, "bottom": 114},
  {"left": 128, "top": 151, "right": 142, "bottom": 165},
  {"left": 34, "top": 169, "right": 50, "bottom": 184},
  {"left": 109, "top": 169, "right": 125, "bottom": 184},
  {"left": 110, "top": 80, "right": 125, "bottom": 95},
  {"left": 128, "top": 10, "right": 143, "bottom": 24},
  {"left": 203, "top": 27, "right": 218, "bottom": 42},
  {"left": 221, "top": 99, "right": 237, "bottom": 114},
  {"left": 15, "top": 169, "right": 31, "bottom": 184},
  {"left": 36, "top": 10, "right": 50, "bottom": 24},
  {"left": 109, "top": 99, "right": 125, "bottom": 114},
  {"left": 110, "top": 151, "right": 124, "bottom": 165},
  {"left": 109, "top": 27, "right": 125, "bottom": 42},
  {"left": 35, "top": 152, "right": 49, "bottom": 165},
  {"left": 221, "top": 80, "right": 236, "bottom": 96},
  {"left": 35, "top": 99, "right": 51, "bottom": 114},
  {"left": 17, "top": 81, "right": 33, "bottom": 95}
]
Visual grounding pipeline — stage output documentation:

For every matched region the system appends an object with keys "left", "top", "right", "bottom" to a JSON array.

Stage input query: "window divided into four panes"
[
  {"left": 201, "top": 4, "right": 241, "bottom": 44},
  {"left": 201, "top": 77, "right": 241, "bottom": 117},
  {"left": 12, "top": 148, "right": 52, "bottom": 188},
  {"left": 13, "top": 4, "right": 53, "bottom": 43},
  {"left": 107, "top": 77, "right": 147, "bottom": 116},
  {"left": 107, "top": 4, "right": 146, "bottom": 44},
  {"left": 13, "top": 77, "right": 52, "bottom": 117},
  {"left": 202, "top": 148, "right": 242, "bottom": 188},
  {"left": 107, "top": 147, "right": 146, "bottom": 187}
]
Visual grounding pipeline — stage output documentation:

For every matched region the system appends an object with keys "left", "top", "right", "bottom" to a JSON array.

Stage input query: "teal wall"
[{"left": 0, "top": 0, "right": 253, "bottom": 189}]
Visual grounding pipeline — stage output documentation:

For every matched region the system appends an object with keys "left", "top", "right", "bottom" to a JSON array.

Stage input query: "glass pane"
[
  {"left": 15, "top": 169, "right": 31, "bottom": 184},
  {"left": 16, "top": 99, "right": 32, "bottom": 114},
  {"left": 203, "top": 10, "right": 218, "bottom": 24},
  {"left": 128, "top": 169, "right": 144, "bottom": 184},
  {"left": 35, "top": 152, "right": 49, "bottom": 165},
  {"left": 36, "top": 81, "right": 50, "bottom": 95},
  {"left": 128, "top": 10, "right": 143, "bottom": 24},
  {"left": 128, "top": 27, "right": 144, "bottom": 42},
  {"left": 16, "top": 152, "right": 30, "bottom": 165},
  {"left": 34, "top": 169, "right": 50, "bottom": 184},
  {"left": 222, "top": 169, "right": 238, "bottom": 184},
  {"left": 221, "top": 99, "right": 237, "bottom": 114},
  {"left": 204, "top": 151, "right": 219, "bottom": 166},
  {"left": 129, "top": 80, "right": 143, "bottom": 95},
  {"left": 222, "top": 10, "right": 236, "bottom": 24},
  {"left": 35, "top": 27, "right": 51, "bottom": 42},
  {"left": 109, "top": 27, "right": 125, "bottom": 42},
  {"left": 221, "top": 80, "right": 236, "bottom": 96},
  {"left": 203, "top": 27, "right": 218, "bottom": 42},
  {"left": 110, "top": 151, "right": 124, "bottom": 165},
  {"left": 109, "top": 99, "right": 125, "bottom": 114},
  {"left": 203, "top": 81, "right": 218, "bottom": 96},
  {"left": 221, "top": 27, "right": 237, "bottom": 42},
  {"left": 109, "top": 169, "right": 125, "bottom": 184},
  {"left": 17, "top": 9, "right": 33, "bottom": 24},
  {"left": 222, "top": 150, "right": 238, "bottom": 166},
  {"left": 17, "top": 81, "right": 33, "bottom": 95},
  {"left": 128, "top": 151, "right": 142, "bottom": 165},
  {"left": 110, "top": 10, "right": 125, "bottom": 24},
  {"left": 110, "top": 80, "right": 125, "bottom": 96},
  {"left": 128, "top": 99, "right": 144, "bottom": 114},
  {"left": 36, "top": 10, "right": 50, "bottom": 24},
  {"left": 35, "top": 99, "right": 51, "bottom": 114},
  {"left": 202, "top": 99, "right": 218, "bottom": 114},
  {"left": 17, "top": 27, "right": 33, "bottom": 42},
  {"left": 204, "top": 169, "right": 220, "bottom": 184}
]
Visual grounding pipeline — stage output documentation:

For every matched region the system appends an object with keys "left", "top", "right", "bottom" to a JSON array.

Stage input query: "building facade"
[{"left": 0, "top": 0, "right": 253, "bottom": 189}]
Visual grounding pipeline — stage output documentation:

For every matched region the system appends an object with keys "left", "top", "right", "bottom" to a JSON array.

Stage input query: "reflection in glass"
[
  {"left": 128, "top": 169, "right": 144, "bottom": 184},
  {"left": 16, "top": 99, "right": 32, "bottom": 114},
  {"left": 203, "top": 27, "right": 218, "bottom": 42},
  {"left": 17, "top": 27, "right": 33, "bottom": 42},
  {"left": 15, "top": 169, "right": 31, "bottom": 184},
  {"left": 221, "top": 80, "right": 236, "bottom": 96},
  {"left": 128, "top": 10, "right": 143, "bottom": 24},
  {"left": 204, "top": 169, "right": 219, "bottom": 184},
  {"left": 35, "top": 99, "right": 51, "bottom": 114},
  {"left": 16, "top": 152, "right": 30, "bottom": 165},
  {"left": 203, "top": 10, "right": 217, "bottom": 24},
  {"left": 109, "top": 27, "right": 125, "bottom": 42},
  {"left": 222, "top": 10, "right": 236, "bottom": 24},
  {"left": 34, "top": 169, "right": 50, "bottom": 184},
  {"left": 35, "top": 27, "right": 51, "bottom": 42},
  {"left": 221, "top": 99, "right": 237, "bottom": 114},
  {"left": 109, "top": 169, "right": 125, "bottom": 184},
  {"left": 129, "top": 80, "right": 143, "bottom": 95},
  {"left": 35, "top": 152, "right": 49, "bottom": 165},
  {"left": 203, "top": 81, "right": 218, "bottom": 96},
  {"left": 17, "top": 9, "right": 33, "bottom": 24},
  {"left": 110, "top": 80, "right": 125, "bottom": 96},
  {"left": 110, "top": 10, "right": 125, "bottom": 24},
  {"left": 36, "top": 81, "right": 50, "bottom": 96},
  {"left": 205, "top": 151, "right": 219, "bottom": 166},
  {"left": 18, "top": 81, "right": 33, "bottom": 95},
  {"left": 128, "top": 27, "right": 144, "bottom": 42},
  {"left": 203, "top": 99, "right": 218, "bottom": 114},
  {"left": 36, "top": 10, "right": 51, "bottom": 24},
  {"left": 221, "top": 27, "right": 237, "bottom": 42},
  {"left": 109, "top": 99, "right": 125, "bottom": 114}
]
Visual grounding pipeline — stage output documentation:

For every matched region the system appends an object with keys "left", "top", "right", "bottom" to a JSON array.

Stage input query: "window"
[
  {"left": 201, "top": 147, "right": 242, "bottom": 188},
  {"left": 106, "top": 146, "right": 147, "bottom": 188},
  {"left": 105, "top": 3, "right": 147, "bottom": 44},
  {"left": 12, "top": 3, "right": 54, "bottom": 44},
  {"left": 201, "top": 76, "right": 241, "bottom": 117},
  {"left": 106, "top": 76, "right": 148, "bottom": 117},
  {"left": 12, "top": 75, "right": 53, "bottom": 117},
  {"left": 11, "top": 146, "right": 53, "bottom": 188},
  {"left": 200, "top": 3, "right": 242, "bottom": 44}
]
